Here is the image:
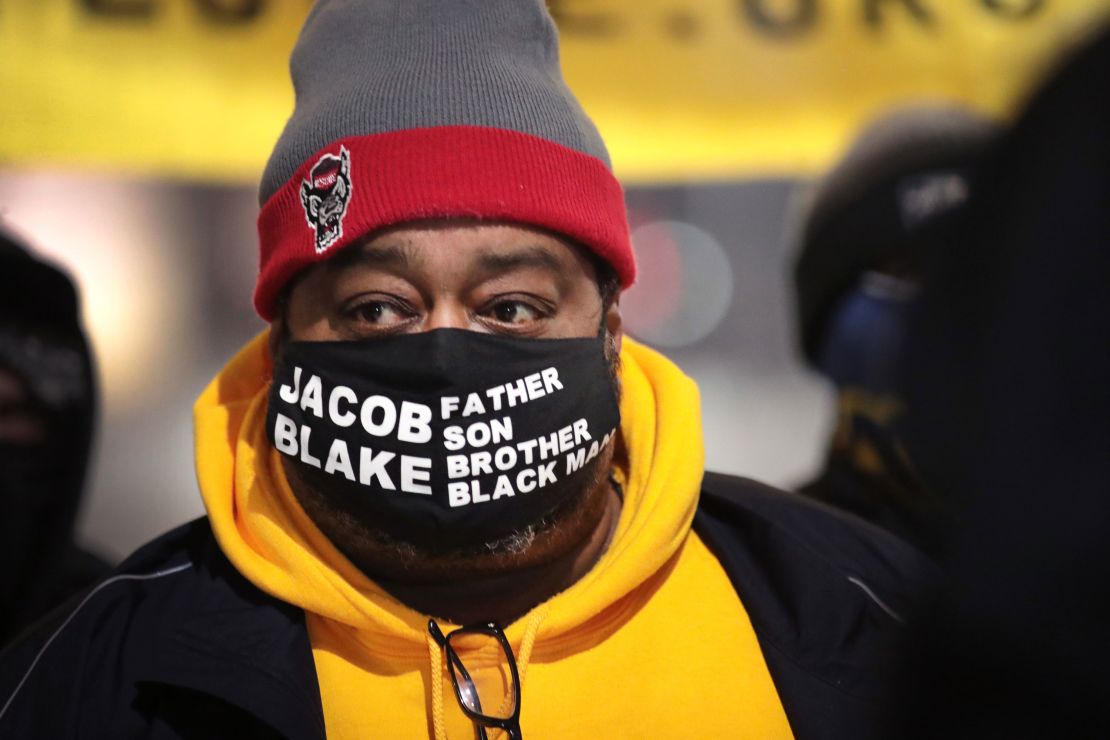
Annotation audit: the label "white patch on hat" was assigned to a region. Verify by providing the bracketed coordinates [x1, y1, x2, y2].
[898, 171, 969, 230]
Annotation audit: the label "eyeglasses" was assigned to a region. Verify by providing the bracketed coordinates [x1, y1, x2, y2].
[428, 619, 524, 740]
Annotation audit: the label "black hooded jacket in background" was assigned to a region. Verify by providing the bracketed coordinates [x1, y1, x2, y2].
[894, 27, 1110, 739]
[0, 231, 112, 647]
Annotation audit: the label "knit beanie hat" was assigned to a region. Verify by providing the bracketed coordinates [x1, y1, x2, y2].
[0, 232, 79, 334]
[0, 227, 93, 413]
[254, 0, 633, 320]
[793, 105, 999, 365]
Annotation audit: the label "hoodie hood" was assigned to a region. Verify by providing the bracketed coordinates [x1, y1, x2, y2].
[196, 329, 703, 648]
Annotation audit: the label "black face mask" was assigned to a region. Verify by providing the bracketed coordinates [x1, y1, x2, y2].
[267, 329, 620, 552]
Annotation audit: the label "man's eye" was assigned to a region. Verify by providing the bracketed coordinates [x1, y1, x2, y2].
[350, 300, 411, 326]
[488, 301, 542, 325]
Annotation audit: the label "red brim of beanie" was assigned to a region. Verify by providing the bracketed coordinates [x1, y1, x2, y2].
[254, 125, 634, 321]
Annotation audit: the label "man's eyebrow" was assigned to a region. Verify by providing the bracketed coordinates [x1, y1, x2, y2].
[473, 245, 565, 277]
[328, 240, 425, 271]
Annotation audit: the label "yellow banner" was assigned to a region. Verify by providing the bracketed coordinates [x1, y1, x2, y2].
[0, 0, 1107, 184]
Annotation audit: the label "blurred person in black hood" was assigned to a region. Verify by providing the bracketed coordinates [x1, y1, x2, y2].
[792, 106, 999, 555]
[0, 229, 111, 646]
[893, 26, 1110, 739]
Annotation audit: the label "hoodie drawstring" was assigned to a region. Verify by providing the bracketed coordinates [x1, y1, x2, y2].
[427, 630, 448, 740]
[498, 605, 548, 720]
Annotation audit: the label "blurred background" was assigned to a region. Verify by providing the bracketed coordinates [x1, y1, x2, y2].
[1, 0, 1107, 560]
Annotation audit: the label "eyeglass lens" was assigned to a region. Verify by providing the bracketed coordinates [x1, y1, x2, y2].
[446, 629, 518, 720]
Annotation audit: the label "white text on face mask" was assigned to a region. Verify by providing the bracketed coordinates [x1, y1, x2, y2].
[444, 428, 614, 508]
[278, 366, 433, 443]
[272, 412, 433, 495]
[274, 362, 615, 509]
[439, 367, 564, 419]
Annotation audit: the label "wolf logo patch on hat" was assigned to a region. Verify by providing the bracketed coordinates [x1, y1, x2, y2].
[300, 146, 352, 254]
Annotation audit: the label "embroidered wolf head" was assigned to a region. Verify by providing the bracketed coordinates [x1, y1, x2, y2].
[300, 146, 353, 254]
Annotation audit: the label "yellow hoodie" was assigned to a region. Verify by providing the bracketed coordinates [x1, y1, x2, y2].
[195, 331, 793, 739]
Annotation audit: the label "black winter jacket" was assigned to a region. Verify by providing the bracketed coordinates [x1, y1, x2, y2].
[0, 474, 932, 739]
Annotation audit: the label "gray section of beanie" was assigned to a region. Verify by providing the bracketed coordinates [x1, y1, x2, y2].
[259, 0, 611, 204]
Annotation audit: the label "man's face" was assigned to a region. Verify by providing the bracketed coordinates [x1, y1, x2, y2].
[271, 220, 622, 582]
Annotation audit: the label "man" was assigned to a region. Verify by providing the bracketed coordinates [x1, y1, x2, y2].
[0, 2, 927, 738]
[792, 107, 997, 555]
[896, 28, 1110, 739]
[0, 231, 111, 647]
